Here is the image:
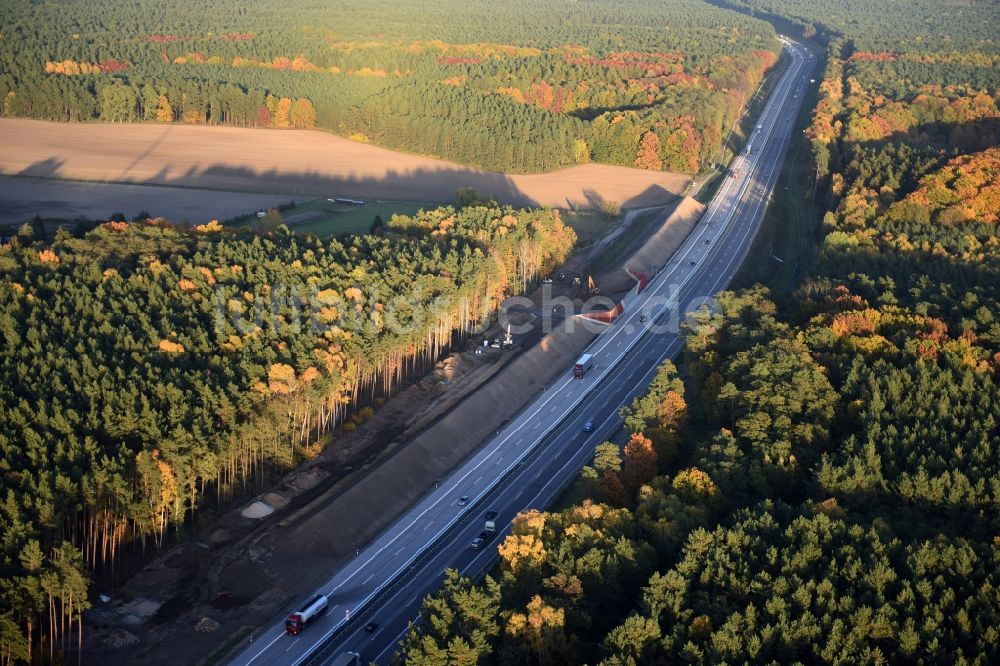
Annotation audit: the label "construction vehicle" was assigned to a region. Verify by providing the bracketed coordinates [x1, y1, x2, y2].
[285, 594, 328, 635]
[587, 275, 599, 295]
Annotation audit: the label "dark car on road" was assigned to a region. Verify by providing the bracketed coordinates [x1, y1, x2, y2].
[484, 510, 498, 520]
[364, 622, 379, 633]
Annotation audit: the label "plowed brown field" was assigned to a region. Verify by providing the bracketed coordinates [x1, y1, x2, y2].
[0, 118, 689, 209]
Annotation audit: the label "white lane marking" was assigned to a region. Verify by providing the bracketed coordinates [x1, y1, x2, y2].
[245, 632, 284, 663]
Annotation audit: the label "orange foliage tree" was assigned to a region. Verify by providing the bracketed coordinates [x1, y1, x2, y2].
[635, 131, 662, 171]
[622, 433, 658, 494]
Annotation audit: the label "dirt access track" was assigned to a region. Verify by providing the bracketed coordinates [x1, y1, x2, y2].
[0, 118, 690, 209]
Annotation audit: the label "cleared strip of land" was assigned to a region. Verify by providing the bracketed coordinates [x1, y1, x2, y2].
[0, 118, 689, 209]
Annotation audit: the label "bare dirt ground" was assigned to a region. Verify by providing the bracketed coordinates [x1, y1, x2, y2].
[0, 175, 292, 228]
[85, 196, 703, 665]
[0, 118, 690, 209]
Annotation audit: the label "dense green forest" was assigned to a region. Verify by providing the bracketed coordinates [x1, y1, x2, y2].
[0, 0, 780, 173]
[399, 2, 1000, 663]
[725, 0, 1000, 55]
[0, 206, 574, 661]
[1, 0, 998, 663]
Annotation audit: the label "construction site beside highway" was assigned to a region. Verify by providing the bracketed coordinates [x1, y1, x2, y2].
[83, 194, 705, 665]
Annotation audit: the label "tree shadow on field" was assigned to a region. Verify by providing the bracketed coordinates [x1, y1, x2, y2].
[17, 157, 65, 179]
[12, 156, 684, 212]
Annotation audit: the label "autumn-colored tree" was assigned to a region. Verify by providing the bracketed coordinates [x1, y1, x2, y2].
[157, 339, 185, 353]
[635, 131, 663, 171]
[671, 467, 720, 505]
[599, 469, 629, 506]
[622, 433, 657, 494]
[256, 105, 271, 127]
[267, 363, 297, 394]
[37, 249, 59, 264]
[290, 98, 317, 129]
[505, 595, 568, 662]
[532, 81, 555, 110]
[499, 510, 548, 573]
[155, 94, 173, 122]
[265, 94, 278, 117]
[658, 390, 687, 431]
[194, 219, 224, 233]
[274, 97, 292, 128]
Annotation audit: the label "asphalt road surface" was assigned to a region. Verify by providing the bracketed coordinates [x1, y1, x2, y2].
[229, 37, 815, 666]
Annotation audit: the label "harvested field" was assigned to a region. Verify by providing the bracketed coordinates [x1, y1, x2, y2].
[0, 118, 690, 209]
[0, 175, 291, 228]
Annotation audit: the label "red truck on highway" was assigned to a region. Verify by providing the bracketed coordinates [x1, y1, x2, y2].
[573, 354, 593, 379]
[285, 594, 328, 635]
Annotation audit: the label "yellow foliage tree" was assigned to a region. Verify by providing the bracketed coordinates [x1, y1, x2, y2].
[156, 94, 173, 122]
[268, 363, 297, 394]
[496, 87, 526, 104]
[274, 97, 292, 128]
[671, 467, 719, 502]
[290, 98, 317, 129]
[194, 219, 224, 233]
[498, 533, 546, 572]
[505, 595, 566, 657]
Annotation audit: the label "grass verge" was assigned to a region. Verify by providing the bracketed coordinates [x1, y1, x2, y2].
[234, 198, 429, 237]
[560, 209, 613, 244]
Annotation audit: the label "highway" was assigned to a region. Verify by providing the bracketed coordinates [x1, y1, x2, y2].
[229, 37, 814, 666]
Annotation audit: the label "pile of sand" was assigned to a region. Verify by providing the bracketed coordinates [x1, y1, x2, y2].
[240, 501, 274, 520]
